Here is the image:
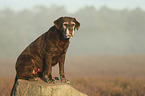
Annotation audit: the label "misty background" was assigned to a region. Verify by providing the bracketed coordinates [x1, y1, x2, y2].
[0, 1, 145, 95]
[0, 5, 145, 58]
[0, 0, 145, 78]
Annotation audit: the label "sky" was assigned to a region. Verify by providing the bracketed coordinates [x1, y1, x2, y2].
[0, 0, 145, 13]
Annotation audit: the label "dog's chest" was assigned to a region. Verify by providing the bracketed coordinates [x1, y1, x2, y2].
[51, 40, 69, 65]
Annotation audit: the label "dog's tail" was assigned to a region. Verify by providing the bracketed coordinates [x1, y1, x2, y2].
[10, 75, 18, 96]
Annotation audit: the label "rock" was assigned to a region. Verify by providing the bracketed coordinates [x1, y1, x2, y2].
[11, 78, 88, 96]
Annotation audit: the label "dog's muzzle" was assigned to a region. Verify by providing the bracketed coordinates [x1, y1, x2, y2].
[63, 28, 74, 39]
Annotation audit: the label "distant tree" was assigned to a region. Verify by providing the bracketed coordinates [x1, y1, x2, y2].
[0, 6, 145, 58]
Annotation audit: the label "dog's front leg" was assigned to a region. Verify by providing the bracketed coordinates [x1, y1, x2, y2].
[42, 53, 53, 83]
[59, 54, 70, 84]
[59, 54, 66, 78]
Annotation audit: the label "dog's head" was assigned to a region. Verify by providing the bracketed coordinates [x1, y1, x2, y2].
[54, 17, 80, 39]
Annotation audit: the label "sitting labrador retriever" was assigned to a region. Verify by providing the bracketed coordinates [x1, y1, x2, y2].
[16, 16, 80, 82]
[11, 16, 80, 95]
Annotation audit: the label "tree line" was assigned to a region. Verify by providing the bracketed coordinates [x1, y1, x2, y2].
[0, 5, 145, 58]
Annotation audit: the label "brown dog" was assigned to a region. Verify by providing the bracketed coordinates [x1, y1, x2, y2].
[11, 17, 80, 95]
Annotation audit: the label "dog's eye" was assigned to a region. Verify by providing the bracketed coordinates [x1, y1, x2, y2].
[72, 24, 75, 26]
[63, 24, 67, 26]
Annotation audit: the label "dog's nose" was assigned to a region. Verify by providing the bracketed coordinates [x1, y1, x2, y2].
[68, 34, 72, 37]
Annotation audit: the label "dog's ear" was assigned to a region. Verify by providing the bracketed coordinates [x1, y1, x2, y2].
[54, 17, 64, 29]
[74, 18, 80, 30]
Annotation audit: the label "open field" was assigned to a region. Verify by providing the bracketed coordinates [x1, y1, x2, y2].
[0, 55, 145, 96]
[0, 77, 145, 96]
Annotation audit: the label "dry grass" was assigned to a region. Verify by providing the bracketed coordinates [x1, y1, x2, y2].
[71, 77, 145, 96]
[0, 55, 145, 96]
[0, 78, 13, 96]
[0, 77, 145, 96]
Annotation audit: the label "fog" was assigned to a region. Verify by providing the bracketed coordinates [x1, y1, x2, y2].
[1, 4, 145, 96]
[0, 5, 145, 59]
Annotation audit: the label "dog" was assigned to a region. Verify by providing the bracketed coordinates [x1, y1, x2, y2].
[11, 17, 80, 95]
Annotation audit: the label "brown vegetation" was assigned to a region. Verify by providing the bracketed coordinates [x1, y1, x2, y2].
[0, 55, 145, 96]
[71, 77, 145, 96]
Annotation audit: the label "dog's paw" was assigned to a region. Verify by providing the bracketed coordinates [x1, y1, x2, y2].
[54, 77, 59, 80]
[48, 78, 56, 84]
[61, 78, 70, 84]
[41, 77, 48, 82]
[41, 77, 56, 84]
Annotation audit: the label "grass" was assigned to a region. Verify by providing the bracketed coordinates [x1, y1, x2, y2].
[0, 77, 145, 96]
[0, 78, 13, 96]
[0, 55, 145, 96]
[71, 77, 145, 96]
